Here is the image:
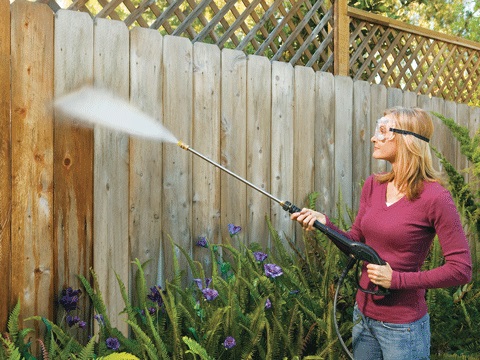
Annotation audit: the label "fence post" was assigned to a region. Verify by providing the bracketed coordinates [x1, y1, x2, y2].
[334, 0, 349, 76]
[0, 0, 11, 333]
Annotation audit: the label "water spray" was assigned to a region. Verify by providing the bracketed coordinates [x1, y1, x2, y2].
[55, 86, 388, 359]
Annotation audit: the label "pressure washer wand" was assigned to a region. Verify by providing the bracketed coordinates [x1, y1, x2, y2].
[177, 141, 386, 266]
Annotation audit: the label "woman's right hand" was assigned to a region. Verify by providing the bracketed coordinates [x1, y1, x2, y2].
[290, 208, 326, 231]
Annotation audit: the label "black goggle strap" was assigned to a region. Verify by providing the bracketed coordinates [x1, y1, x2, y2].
[389, 128, 430, 143]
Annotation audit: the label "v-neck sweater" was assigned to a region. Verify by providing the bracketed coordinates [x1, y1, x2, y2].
[326, 175, 472, 323]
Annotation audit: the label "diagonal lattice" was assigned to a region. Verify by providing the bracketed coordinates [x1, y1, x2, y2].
[349, 17, 480, 104]
[58, 0, 335, 72]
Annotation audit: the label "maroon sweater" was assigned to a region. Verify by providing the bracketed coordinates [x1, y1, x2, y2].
[326, 175, 472, 323]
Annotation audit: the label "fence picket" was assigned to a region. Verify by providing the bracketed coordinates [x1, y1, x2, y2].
[192, 41, 221, 269]
[54, 10, 94, 339]
[129, 27, 164, 290]
[162, 35, 193, 280]
[271, 61, 294, 242]
[294, 65, 315, 243]
[334, 76, 353, 211]
[246, 55, 272, 247]
[10, 0, 55, 329]
[0, 0, 11, 332]
[353, 80, 372, 210]
[370, 84, 388, 174]
[220, 49, 247, 245]
[93, 18, 130, 334]
[314, 71, 335, 216]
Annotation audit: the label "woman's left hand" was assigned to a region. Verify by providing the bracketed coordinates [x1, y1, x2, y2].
[366, 263, 393, 289]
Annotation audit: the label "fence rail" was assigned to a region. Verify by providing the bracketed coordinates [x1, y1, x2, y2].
[30, 0, 480, 104]
[1, 0, 480, 348]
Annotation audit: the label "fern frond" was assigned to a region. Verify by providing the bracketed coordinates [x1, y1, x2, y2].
[0, 336, 22, 360]
[115, 270, 137, 325]
[78, 335, 97, 360]
[7, 299, 21, 342]
[133, 258, 149, 311]
[97, 353, 140, 360]
[144, 310, 170, 359]
[126, 320, 158, 360]
[182, 337, 214, 360]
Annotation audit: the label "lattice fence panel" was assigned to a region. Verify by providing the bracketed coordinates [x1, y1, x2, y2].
[54, 0, 334, 72]
[349, 18, 480, 104]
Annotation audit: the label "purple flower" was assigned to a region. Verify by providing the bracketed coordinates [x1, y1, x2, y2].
[94, 314, 104, 325]
[223, 336, 236, 349]
[196, 236, 208, 248]
[106, 337, 120, 351]
[265, 298, 272, 309]
[59, 287, 81, 312]
[194, 278, 212, 290]
[264, 263, 283, 278]
[147, 286, 164, 307]
[253, 251, 268, 262]
[66, 315, 82, 327]
[228, 223, 241, 236]
[202, 288, 219, 301]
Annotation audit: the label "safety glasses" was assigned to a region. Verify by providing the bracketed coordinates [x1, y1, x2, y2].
[374, 117, 430, 143]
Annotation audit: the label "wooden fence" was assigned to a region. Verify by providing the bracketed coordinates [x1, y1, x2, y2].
[1, 0, 479, 340]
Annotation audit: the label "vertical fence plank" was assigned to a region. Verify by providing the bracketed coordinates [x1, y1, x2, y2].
[403, 91, 417, 107]
[293, 66, 315, 243]
[387, 87, 403, 107]
[352, 80, 371, 210]
[54, 10, 94, 338]
[221, 49, 247, 244]
[443, 101, 458, 167]
[93, 18, 130, 334]
[271, 61, 294, 241]
[11, 0, 55, 326]
[314, 72, 335, 216]
[129, 27, 164, 290]
[370, 84, 387, 174]
[334, 76, 353, 212]
[430, 97, 448, 169]
[192, 41, 221, 269]
[162, 35, 193, 280]
[456, 104, 471, 179]
[0, 0, 11, 332]
[246, 55, 271, 247]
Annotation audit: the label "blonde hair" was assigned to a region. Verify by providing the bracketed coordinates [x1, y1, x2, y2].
[375, 107, 443, 200]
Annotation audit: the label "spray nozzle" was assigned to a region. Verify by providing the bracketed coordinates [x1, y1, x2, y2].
[178, 141, 190, 150]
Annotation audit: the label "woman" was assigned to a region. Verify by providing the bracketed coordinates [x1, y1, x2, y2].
[291, 107, 472, 359]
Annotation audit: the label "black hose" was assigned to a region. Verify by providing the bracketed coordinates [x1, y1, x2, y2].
[333, 257, 357, 360]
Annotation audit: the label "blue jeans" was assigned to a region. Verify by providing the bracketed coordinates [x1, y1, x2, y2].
[352, 304, 430, 360]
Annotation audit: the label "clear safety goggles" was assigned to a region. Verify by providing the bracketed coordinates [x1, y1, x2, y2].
[374, 117, 430, 143]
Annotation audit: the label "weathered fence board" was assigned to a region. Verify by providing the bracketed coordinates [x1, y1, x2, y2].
[0, 0, 11, 331]
[293, 65, 315, 243]
[370, 84, 388, 174]
[162, 35, 193, 279]
[192, 41, 221, 269]
[271, 61, 294, 242]
[10, 0, 55, 327]
[352, 80, 372, 210]
[129, 27, 164, 291]
[314, 71, 335, 216]
[53, 10, 94, 337]
[246, 55, 271, 246]
[221, 49, 247, 246]
[93, 18, 130, 334]
[334, 76, 353, 212]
